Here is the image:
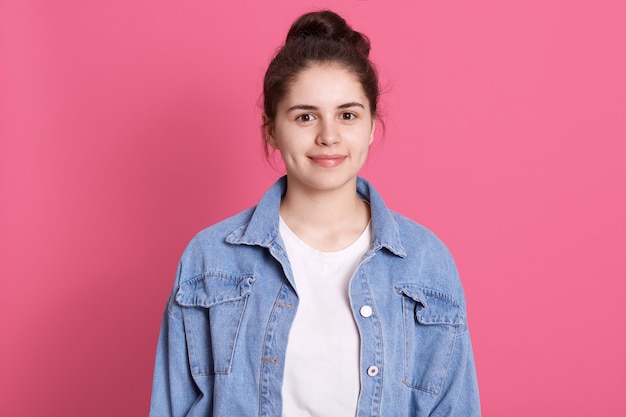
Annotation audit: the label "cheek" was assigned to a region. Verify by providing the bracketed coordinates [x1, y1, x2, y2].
[270, 125, 290, 150]
[272, 136, 300, 157]
[358, 127, 375, 149]
[276, 125, 311, 149]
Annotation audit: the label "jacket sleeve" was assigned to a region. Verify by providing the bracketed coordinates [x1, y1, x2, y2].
[149, 285, 203, 416]
[429, 328, 481, 416]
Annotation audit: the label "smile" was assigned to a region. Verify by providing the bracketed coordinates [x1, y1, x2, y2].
[308, 154, 346, 167]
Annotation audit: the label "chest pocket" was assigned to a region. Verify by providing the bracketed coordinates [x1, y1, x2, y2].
[394, 284, 465, 395]
[176, 272, 255, 376]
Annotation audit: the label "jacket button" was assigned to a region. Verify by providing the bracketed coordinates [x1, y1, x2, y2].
[367, 366, 379, 377]
[359, 305, 373, 318]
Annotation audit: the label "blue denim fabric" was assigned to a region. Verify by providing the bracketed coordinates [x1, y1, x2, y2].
[150, 176, 480, 416]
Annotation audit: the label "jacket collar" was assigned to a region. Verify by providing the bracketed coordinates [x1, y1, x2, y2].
[226, 176, 406, 257]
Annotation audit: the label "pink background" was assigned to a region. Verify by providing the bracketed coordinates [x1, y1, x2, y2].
[1, 0, 625, 415]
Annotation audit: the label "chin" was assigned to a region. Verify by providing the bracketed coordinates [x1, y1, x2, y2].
[304, 176, 358, 193]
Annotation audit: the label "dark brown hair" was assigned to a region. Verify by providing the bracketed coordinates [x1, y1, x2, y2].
[262, 10, 380, 150]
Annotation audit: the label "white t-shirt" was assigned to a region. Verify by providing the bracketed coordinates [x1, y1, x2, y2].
[279, 217, 372, 417]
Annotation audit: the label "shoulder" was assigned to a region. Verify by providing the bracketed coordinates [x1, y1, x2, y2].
[176, 207, 257, 283]
[387, 211, 464, 301]
[190, 207, 256, 246]
[392, 212, 452, 257]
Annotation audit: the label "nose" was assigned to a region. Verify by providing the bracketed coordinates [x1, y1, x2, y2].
[316, 119, 339, 146]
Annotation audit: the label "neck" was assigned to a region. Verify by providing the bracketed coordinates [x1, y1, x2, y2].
[279, 178, 370, 251]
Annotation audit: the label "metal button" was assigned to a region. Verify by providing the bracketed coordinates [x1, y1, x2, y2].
[367, 366, 379, 377]
[359, 305, 373, 318]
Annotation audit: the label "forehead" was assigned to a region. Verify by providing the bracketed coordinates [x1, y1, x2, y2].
[280, 64, 369, 110]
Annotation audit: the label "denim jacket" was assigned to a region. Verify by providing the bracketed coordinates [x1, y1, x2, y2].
[150, 176, 480, 416]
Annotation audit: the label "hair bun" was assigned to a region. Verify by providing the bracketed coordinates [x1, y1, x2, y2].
[286, 10, 371, 57]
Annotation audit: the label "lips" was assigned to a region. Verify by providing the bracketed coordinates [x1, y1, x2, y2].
[309, 154, 346, 167]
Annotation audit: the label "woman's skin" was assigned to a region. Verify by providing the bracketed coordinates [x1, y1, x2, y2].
[264, 63, 376, 252]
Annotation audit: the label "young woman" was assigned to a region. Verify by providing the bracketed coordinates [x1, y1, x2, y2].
[150, 10, 480, 417]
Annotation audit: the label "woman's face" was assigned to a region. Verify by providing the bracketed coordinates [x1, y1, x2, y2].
[265, 63, 376, 196]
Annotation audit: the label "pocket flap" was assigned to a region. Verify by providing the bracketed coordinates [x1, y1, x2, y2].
[176, 272, 255, 308]
[395, 284, 464, 326]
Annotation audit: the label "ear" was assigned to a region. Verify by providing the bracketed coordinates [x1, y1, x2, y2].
[368, 118, 376, 145]
[262, 113, 278, 149]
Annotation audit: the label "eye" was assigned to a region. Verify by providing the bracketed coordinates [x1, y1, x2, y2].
[296, 113, 315, 122]
[339, 112, 357, 121]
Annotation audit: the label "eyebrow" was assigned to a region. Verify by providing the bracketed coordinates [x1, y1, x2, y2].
[286, 102, 366, 113]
